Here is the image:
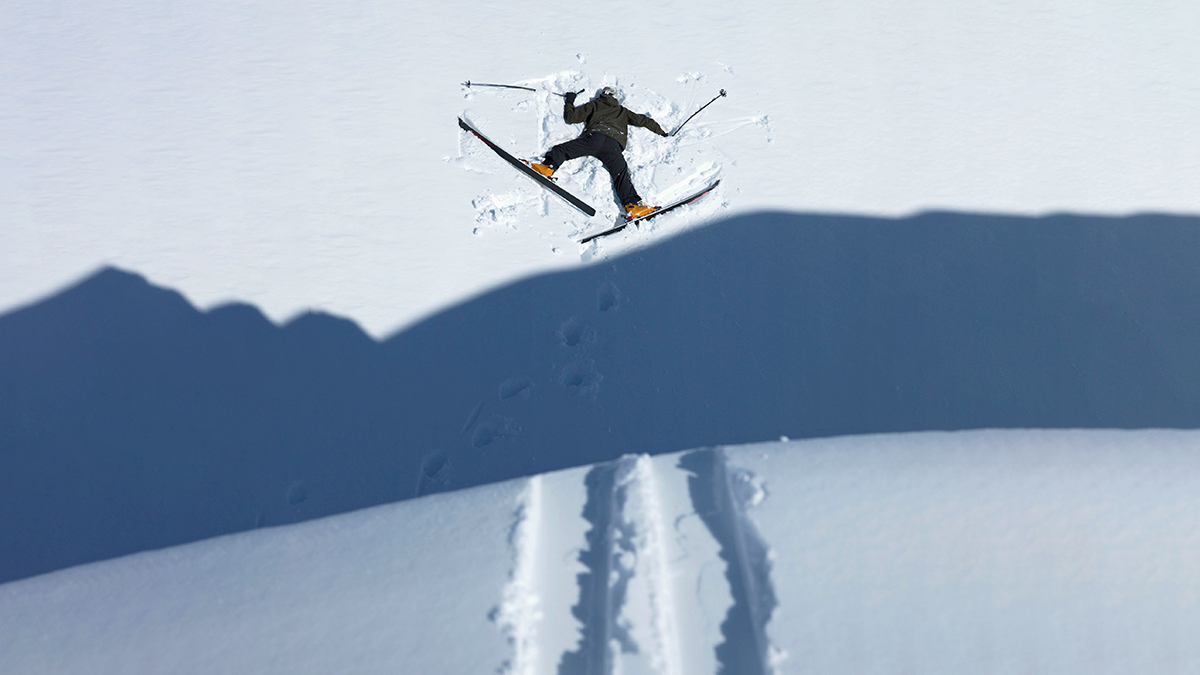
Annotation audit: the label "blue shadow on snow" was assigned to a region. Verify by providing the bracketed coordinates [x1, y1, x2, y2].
[3, 210, 1200, 583]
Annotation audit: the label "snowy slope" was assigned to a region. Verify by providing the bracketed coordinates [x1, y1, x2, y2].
[4, 0, 1199, 337]
[4, 430, 1200, 674]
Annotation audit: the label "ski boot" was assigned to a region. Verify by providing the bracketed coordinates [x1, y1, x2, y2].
[625, 202, 658, 220]
[527, 162, 555, 179]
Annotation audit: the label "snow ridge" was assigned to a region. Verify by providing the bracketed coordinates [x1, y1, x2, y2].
[622, 455, 684, 675]
[495, 476, 545, 675]
[678, 449, 779, 675]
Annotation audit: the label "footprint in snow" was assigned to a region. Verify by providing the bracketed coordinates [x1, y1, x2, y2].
[597, 281, 621, 312]
[558, 316, 595, 348]
[415, 449, 451, 497]
[287, 482, 308, 506]
[559, 359, 603, 395]
[499, 376, 532, 400]
[472, 415, 519, 448]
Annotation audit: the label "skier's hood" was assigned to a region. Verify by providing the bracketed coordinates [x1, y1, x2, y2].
[594, 93, 621, 110]
[596, 86, 621, 103]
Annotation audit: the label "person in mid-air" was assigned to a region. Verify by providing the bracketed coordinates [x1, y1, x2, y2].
[529, 86, 668, 219]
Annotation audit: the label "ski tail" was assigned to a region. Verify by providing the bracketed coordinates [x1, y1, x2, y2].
[579, 179, 721, 244]
[627, 180, 721, 225]
[457, 118, 596, 217]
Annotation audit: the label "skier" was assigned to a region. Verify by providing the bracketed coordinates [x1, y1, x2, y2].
[529, 86, 668, 219]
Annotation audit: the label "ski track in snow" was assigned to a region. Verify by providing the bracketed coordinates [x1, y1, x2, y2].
[460, 69, 741, 255]
[495, 451, 777, 675]
[558, 458, 638, 675]
[678, 449, 780, 675]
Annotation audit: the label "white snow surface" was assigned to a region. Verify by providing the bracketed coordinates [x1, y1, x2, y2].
[4, 430, 1200, 674]
[4, 0, 1199, 337]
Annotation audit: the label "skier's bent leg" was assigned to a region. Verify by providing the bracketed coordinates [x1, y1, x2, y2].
[544, 133, 603, 170]
[597, 144, 641, 205]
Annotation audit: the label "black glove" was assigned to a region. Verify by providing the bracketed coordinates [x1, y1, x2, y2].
[564, 91, 577, 104]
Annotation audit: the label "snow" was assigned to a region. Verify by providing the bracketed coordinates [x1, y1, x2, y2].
[731, 431, 1200, 672]
[0, 479, 523, 674]
[4, 430, 1200, 674]
[4, 0, 1200, 670]
[3, 0, 1199, 336]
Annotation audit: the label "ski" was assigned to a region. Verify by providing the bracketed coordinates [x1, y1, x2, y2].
[579, 180, 720, 244]
[457, 117, 596, 217]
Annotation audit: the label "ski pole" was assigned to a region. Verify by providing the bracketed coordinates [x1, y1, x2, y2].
[463, 81, 577, 98]
[670, 89, 728, 137]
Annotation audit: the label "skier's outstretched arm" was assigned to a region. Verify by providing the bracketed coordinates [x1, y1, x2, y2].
[626, 111, 668, 137]
[563, 91, 593, 125]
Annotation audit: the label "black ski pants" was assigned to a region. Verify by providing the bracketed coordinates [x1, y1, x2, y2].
[544, 132, 641, 206]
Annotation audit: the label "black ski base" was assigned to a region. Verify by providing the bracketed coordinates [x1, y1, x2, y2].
[579, 180, 720, 244]
[458, 117, 596, 217]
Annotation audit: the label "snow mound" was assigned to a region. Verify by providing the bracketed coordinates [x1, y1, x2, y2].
[4, 429, 1200, 674]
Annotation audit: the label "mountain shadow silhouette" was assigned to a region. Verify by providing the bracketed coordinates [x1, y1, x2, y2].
[3, 210, 1200, 583]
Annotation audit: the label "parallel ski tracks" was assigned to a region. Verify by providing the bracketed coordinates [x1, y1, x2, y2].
[495, 451, 776, 675]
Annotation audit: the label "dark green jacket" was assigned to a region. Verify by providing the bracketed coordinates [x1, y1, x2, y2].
[564, 93, 667, 150]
